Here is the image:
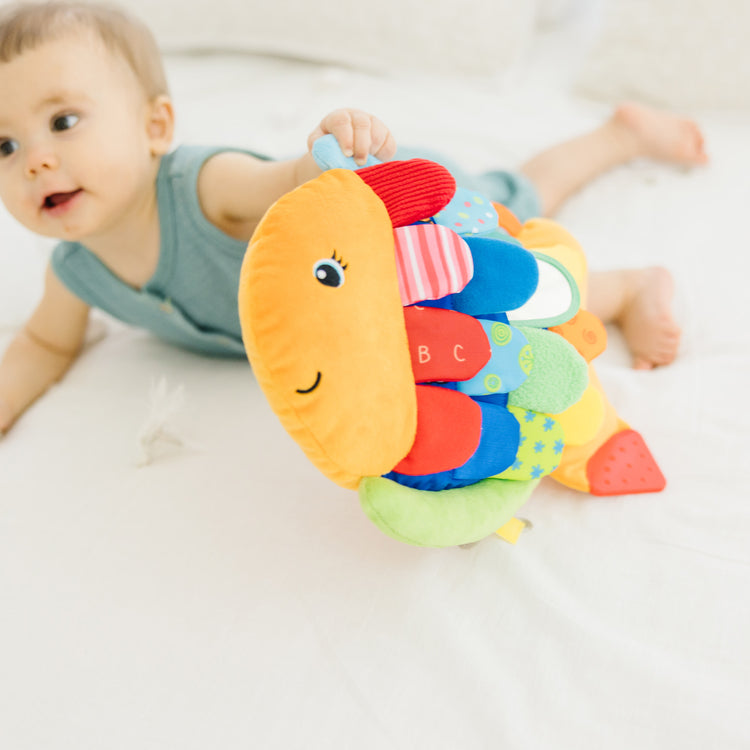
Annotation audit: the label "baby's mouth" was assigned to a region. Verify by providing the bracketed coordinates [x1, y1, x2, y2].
[42, 189, 82, 210]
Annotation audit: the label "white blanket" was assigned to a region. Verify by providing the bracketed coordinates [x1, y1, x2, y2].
[1, 9, 749, 749]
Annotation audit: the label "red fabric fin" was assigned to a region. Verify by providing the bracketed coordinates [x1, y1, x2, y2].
[403, 306, 490, 383]
[356, 160, 456, 228]
[587, 429, 666, 496]
[393, 385, 482, 476]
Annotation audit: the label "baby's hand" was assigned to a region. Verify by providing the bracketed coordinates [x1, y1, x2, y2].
[308, 109, 396, 166]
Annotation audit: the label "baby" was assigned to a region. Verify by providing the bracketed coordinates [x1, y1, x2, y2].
[0, 1, 707, 435]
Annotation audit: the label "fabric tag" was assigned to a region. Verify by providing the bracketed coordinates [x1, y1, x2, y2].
[495, 517, 528, 544]
[311, 133, 382, 170]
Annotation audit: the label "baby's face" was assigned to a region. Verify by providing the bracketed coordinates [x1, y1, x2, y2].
[0, 32, 163, 242]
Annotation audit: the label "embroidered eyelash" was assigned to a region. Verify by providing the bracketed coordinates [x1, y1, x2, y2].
[331, 251, 348, 270]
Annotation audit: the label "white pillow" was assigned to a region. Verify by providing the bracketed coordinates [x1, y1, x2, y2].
[123, 0, 537, 77]
[576, 0, 750, 110]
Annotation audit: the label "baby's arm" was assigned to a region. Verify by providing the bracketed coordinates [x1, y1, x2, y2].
[197, 109, 396, 240]
[0, 264, 89, 434]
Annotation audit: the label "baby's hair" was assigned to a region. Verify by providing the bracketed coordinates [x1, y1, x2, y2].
[0, 1, 169, 98]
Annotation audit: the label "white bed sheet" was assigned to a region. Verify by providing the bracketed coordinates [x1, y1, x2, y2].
[1, 14, 749, 750]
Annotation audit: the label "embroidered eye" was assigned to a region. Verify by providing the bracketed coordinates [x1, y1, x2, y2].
[51, 113, 79, 132]
[313, 254, 347, 288]
[0, 139, 19, 158]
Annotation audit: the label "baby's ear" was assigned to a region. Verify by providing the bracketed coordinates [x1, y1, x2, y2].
[146, 95, 174, 156]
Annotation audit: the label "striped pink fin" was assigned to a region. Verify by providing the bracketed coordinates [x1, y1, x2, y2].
[393, 224, 473, 306]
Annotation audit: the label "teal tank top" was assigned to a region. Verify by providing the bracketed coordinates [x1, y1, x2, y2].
[51, 145, 266, 357]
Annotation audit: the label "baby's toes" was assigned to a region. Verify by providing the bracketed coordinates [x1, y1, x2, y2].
[633, 356, 654, 370]
[682, 122, 709, 163]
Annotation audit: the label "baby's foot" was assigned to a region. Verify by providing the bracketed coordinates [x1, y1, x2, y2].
[617, 267, 682, 370]
[611, 102, 709, 165]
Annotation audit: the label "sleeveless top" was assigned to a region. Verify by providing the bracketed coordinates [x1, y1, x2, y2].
[51, 145, 267, 357]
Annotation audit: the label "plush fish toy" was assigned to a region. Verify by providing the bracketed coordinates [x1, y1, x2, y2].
[238, 136, 665, 547]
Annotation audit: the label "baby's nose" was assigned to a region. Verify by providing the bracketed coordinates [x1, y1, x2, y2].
[24, 144, 59, 177]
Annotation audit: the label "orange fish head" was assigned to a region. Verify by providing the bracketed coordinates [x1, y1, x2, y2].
[239, 169, 417, 489]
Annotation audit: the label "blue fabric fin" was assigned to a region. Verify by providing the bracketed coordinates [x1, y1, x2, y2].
[455, 321, 532, 396]
[443, 236, 539, 317]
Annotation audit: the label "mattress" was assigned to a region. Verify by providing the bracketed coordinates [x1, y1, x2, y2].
[1, 10, 748, 749]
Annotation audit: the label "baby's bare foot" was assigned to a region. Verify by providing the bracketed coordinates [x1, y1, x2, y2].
[617, 267, 682, 370]
[611, 102, 709, 166]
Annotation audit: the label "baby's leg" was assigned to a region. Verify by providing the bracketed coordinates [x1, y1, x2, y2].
[587, 267, 681, 370]
[518, 102, 703, 368]
[520, 102, 708, 217]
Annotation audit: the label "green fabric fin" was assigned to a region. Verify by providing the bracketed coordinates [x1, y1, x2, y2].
[508, 326, 588, 415]
[359, 476, 540, 547]
[494, 406, 565, 481]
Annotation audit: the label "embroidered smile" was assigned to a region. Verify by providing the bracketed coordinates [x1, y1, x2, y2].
[296, 372, 322, 394]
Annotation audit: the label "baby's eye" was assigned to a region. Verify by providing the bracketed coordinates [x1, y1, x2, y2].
[51, 113, 79, 132]
[0, 138, 19, 158]
[313, 255, 347, 288]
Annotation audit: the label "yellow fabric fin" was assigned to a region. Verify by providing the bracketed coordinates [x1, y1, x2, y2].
[555, 377, 606, 446]
[517, 218, 589, 306]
